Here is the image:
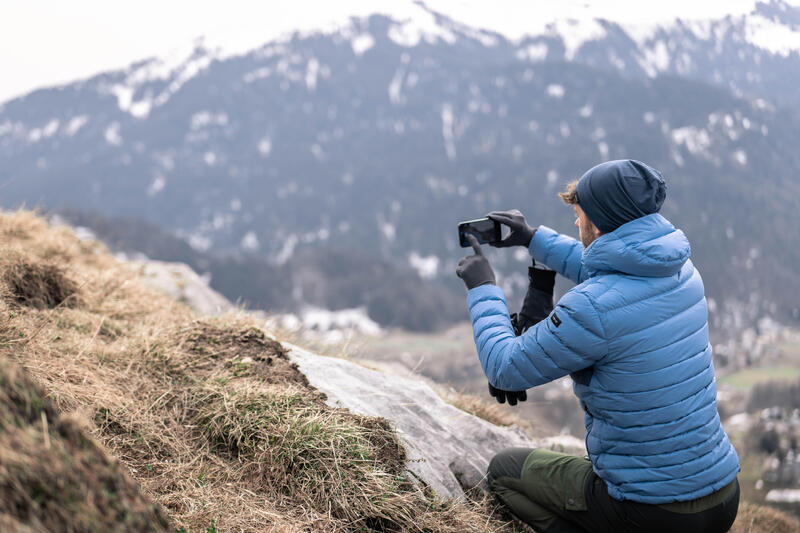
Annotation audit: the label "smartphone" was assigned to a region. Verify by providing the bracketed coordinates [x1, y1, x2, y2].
[458, 217, 501, 247]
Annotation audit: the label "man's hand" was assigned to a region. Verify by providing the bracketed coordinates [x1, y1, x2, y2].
[487, 209, 536, 248]
[488, 383, 527, 406]
[456, 234, 496, 290]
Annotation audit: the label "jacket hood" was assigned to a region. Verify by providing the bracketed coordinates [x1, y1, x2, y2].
[582, 214, 690, 278]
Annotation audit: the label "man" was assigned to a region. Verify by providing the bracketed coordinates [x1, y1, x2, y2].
[456, 160, 740, 533]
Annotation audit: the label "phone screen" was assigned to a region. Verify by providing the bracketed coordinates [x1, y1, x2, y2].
[458, 218, 501, 247]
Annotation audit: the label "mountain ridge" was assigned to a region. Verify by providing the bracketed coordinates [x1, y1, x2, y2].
[3, 0, 800, 105]
[1, 2, 799, 335]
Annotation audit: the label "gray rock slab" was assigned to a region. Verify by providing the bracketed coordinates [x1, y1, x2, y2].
[287, 343, 537, 499]
[130, 259, 233, 316]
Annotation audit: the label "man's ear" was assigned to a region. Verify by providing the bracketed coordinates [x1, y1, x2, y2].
[591, 222, 603, 238]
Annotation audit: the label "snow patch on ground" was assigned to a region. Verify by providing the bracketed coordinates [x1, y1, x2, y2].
[548, 18, 606, 60]
[104, 122, 122, 146]
[275, 234, 298, 265]
[623, 5, 800, 63]
[95, 43, 214, 118]
[240, 231, 260, 251]
[189, 111, 228, 131]
[190, 111, 228, 130]
[546, 84, 565, 98]
[516, 42, 548, 62]
[380, 221, 396, 242]
[441, 103, 457, 160]
[242, 66, 272, 83]
[409, 252, 440, 279]
[257, 137, 272, 156]
[147, 175, 166, 196]
[639, 40, 671, 77]
[671, 126, 711, 155]
[303, 307, 382, 336]
[105, 83, 153, 118]
[744, 14, 800, 56]
[351, 33, 375, 55]
[64, 115, 88, 136]
[268, 306, 382, 343]
[27, 119, 61, 143]
[766, 489, 800, 503]
[388, 67, 406, 104]
[0, 121, 14, 136]
[305, 57, 320, 90]
[42, 119, 59, 137]
[184, 232, 213, 252]
[27, 128, 43, 143]
[387, 4, 457, 47]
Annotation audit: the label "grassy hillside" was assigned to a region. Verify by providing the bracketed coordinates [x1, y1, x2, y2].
[0, 210, 517, 532]
[0, 209, 797, 532]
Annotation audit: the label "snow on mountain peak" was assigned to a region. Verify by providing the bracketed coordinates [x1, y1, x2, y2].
[2, 0, 800, 106]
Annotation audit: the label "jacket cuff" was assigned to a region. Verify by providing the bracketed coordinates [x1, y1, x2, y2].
[467, 283, 506, 308]
[529, 225, 559, 265]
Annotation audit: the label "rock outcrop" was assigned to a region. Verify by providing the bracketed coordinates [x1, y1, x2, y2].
[128, 259, 233, 316]
[288, 343, 537, 498]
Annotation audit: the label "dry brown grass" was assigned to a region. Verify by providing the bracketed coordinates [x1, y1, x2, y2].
[0, 210, 523, 532]
[442, 389, 532, 431]
[731, 502, 800, 533]
[1, 254, 80, 310]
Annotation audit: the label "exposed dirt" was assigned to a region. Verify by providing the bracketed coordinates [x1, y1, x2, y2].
[184, 323, 312, 388]
[356, 416, 407, 473]
[732, 502, 800, 533]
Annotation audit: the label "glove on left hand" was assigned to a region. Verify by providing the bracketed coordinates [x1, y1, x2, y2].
[456, 234, 496, 290]
[488, 383, 527, 406]
[487, 209, 536, 248]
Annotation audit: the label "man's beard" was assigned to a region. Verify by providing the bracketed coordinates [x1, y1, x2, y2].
[580, 220, 599, 248]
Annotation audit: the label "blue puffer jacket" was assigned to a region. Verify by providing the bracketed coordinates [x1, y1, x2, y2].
[467, 213, 740, 503]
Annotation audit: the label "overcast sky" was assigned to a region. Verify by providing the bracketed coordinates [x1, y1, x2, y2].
[1, 0, 793, 105]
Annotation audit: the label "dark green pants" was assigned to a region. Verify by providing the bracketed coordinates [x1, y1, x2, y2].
[487, 448, 739, 533]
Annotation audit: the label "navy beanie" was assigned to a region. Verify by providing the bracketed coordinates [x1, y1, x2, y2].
[575, 159, 667, 233]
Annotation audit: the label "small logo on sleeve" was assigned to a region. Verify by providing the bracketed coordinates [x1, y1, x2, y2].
[551, 312, 562, 327]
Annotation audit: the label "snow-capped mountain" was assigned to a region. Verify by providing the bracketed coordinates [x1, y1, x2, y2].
[4, 0, 800, 107]
[1, 0, 799, 333]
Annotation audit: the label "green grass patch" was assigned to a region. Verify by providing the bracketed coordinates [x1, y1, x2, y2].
[720, 366, 800, 389]
[779, 340, 800, 358]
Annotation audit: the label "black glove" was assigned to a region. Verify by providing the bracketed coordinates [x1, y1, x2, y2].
[456, 234, 496, 290]
[516, 265, 556, 333]
[487, 210, 536, 248]
[488, 383, 527, 406]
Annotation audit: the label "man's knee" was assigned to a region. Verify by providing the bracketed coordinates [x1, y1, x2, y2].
[487, 447, 535, 487]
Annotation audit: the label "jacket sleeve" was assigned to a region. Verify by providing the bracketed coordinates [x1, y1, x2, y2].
[529, 225, 587, 284]
[467, 284, 607, 391]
